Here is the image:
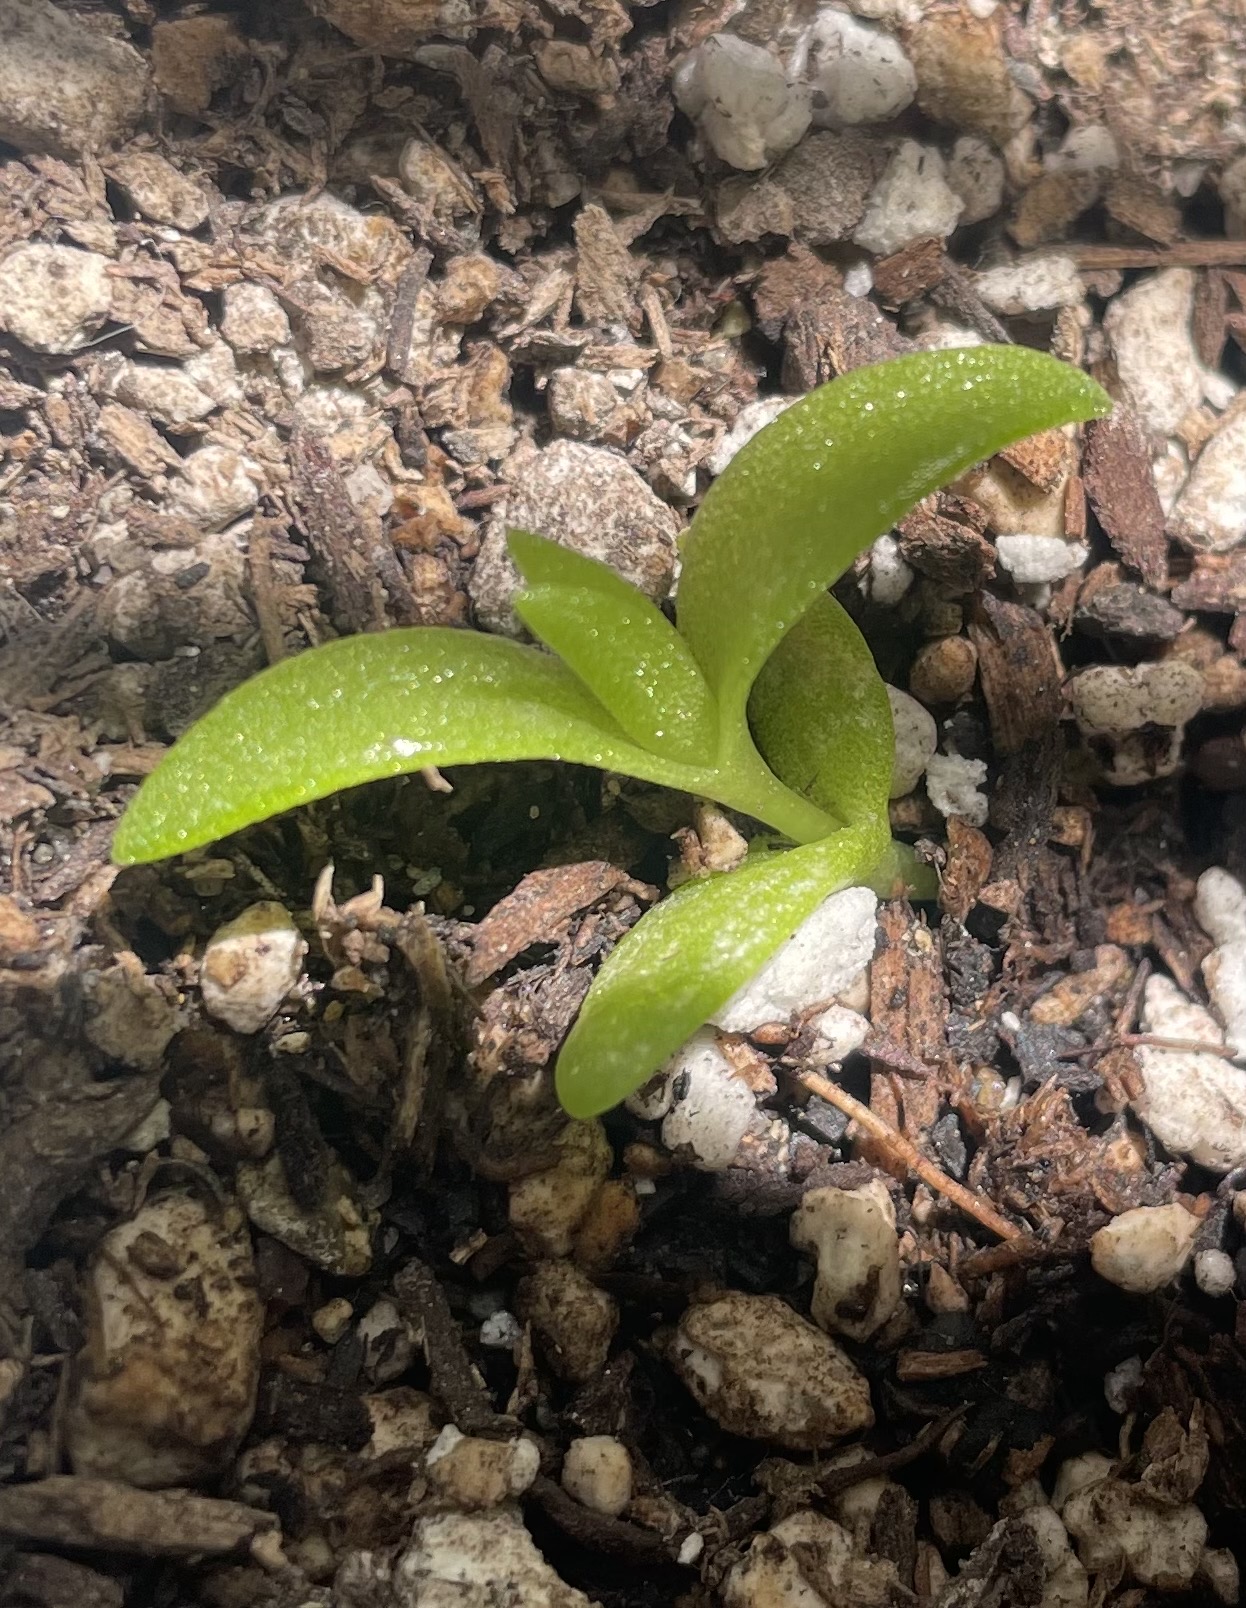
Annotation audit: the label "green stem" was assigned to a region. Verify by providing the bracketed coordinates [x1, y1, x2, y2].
[710, 731, 839, 845]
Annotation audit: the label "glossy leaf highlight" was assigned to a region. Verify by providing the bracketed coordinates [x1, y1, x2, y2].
[556, 819, 888, 1119]
[111, 629, 707, 865]
[677, 346, 1110, 722]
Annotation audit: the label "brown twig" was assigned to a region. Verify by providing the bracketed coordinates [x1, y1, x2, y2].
[1056, 1032, 1240, 1062]
[795, 1068, 1022, 1241]
[814, 1406, 966, 1498]
[1065, 242, 1246, 270]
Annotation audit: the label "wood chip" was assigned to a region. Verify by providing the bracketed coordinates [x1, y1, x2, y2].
[940, 817, 994, 925]
[968, 592, 1062, 755]
[866, 903, 946, 1144]
[573, 203, 637, 326]
[1171, 551, 1246, 614]
[996, 428, 1070, 493]
[871, 237, 947, 304]
[1082, 403, 1168, 588]
[464, 861, 655, 986]
[0, 1478, 278, 1559]
[895, 1348, 988, 1382]
[781, 288, 912, 391]
[1193, 271, 1231, 368]
[751, 243, 841, 341]
[290, 424, 416, 632]
[1103, 173, 1183, 245]
[897, 506, 995, 591]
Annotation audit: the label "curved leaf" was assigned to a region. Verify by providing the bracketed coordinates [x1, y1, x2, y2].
[509, 531, 718, 764]
[677, 347, 1111, 722]
[748, 592, 892, 827]
[555, 818, 888, 1118]
[112, 629, 711, 865]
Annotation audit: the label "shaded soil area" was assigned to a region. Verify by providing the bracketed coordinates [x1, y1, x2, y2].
[3, 1, 1246, 1605]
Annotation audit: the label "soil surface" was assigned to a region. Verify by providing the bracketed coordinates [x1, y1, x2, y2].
[3, 2, 1246, 1606]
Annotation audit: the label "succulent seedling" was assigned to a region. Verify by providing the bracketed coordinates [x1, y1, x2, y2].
[113, 347, 1110, 1117]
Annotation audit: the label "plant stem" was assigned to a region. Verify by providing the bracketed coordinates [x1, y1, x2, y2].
[712, 732, 840, 845]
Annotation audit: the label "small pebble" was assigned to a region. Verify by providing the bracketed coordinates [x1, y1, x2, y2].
[1201, 1547, 1241, 1607]
[853, 140, 963, 256]
[1167, 406, 1246, 554]
[1063, 1474, 1208, 1592]
[674, 34, 811, 171]
[470, 439, 680, 636]
[1203, 939, 1246, 1056]
[909, 637, 978, 706]
[65, 1193, 261, 1487]
[1195, 867, 1246, 946]
[108, 150, 211, 231]
[791, 1180, 901, 1341]
[516, 1260, 618, 1383]
[660, 1030, 756, 1172]
[221, 282, 292, 354]
[358, 1298, 414, 1384]
[170, 444, 262, 529]
[710, 886, 878, 1033]
[200, 902, 306, 1035]
[670, 1292, 873, 1449]
[1103, 1355, 1143, 1414]
[479, 1310, 522, 1349]
[889, 684, 938, 797]
[113, 359, 217, 426]
[995, 534, 1087, 584]
[561, 1436, 633, 1518]
[546, 367, 618, 440]
[1049, 123, 1120, 174]
[312, 1297, 353, 1345]
[1090, 1203, 1200, 1294]
[508, 1119, 610, 1259]
[724, 1510, 899, 1607]
[0, 243, 112, 353]
[1136, 975, 1246, 1171]
[946, 135, 1006, 226]
[1103, 269, 1212, 436]
[1194, 1248, 1236, 1298]
[811, 1003, 870, 1062]
[1068, 661, 1204, 735]
[706, 397, 795, 476]
[802, 9, 916, 127]
[426, 1425, 540, 1509]
[973, 255, 1083, 315]
[0, 0, 148, 158]
[925, 752, 989, 828]
[396, 1509, 594, 1607]
[868, 534, 914, 604]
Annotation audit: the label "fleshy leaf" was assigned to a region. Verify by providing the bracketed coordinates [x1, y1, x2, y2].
[509, 531, 718, 764]
[748, 592, 892, 827]
[112, 629, 710, 865]
[677, 347, 1111, 722]
[555, 818, 889, 1118]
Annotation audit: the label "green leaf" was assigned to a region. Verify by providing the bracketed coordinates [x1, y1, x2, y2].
[677, 347, 1111, 723]
[748, 592, 892, 827]
[509, 531, 718, 764]
[555, 817, 889, 1118]
[112, 629, 711, 865]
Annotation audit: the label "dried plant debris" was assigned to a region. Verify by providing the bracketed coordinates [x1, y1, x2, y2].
[3, 0, 1246, 1602]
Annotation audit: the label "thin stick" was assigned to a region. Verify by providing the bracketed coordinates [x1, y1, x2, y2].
[1055, 1033, 1240, 1062]
[1066, 242, 1246, 270]
[796, 1068, 1022, 1241]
